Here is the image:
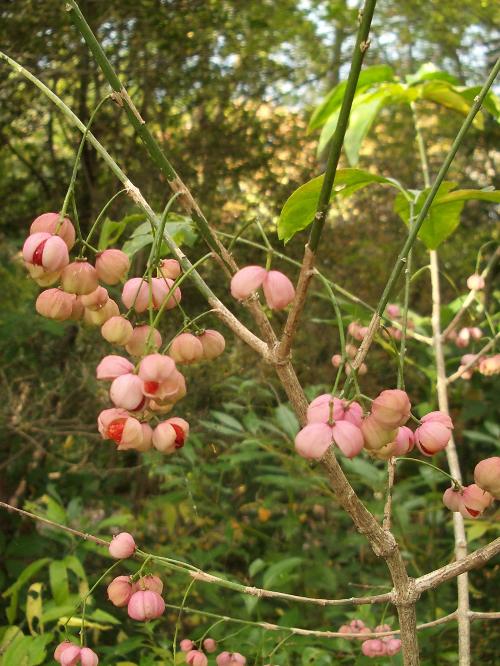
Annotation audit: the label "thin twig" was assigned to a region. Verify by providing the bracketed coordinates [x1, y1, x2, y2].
[446, 332, 500, 384]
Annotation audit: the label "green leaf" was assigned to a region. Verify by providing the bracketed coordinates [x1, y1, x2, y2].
[395, 184, 500, 249]
[121, 232, 153, 258]
[262, 557, 303, 589]
[317, 83, 412, 157]
[2, 558, 51, 599]
[278, 168, 399, 242]
[308, 64, 394, 132]
[459, 87, 500, 120]
[274, 405, 299, 440]
[49, 561, 69, 605]
[26, 583, 43, 635]
[417, 81, 484, 128]
[1, 633, 52, 666]
[406, 63, 461, 86]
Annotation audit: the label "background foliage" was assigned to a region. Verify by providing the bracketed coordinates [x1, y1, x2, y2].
[0, 1, 499, 664]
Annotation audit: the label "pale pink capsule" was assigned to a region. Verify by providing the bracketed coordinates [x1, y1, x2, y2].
[347, 321, 363, 340]
[134, 575, 163, 595]
[295, 422, 333, 459]
[443, 487, 463, 512]
[186, 651, 208, 666]
[466, 273, 485, 291]
[198, 330, 226, 360]
[152, 417, 189, 453]
[371, 389, 411, 428]
[331, 354, 342, 367]
[470, 327, 482, 341]
[386, 303, 401, 318]
[262, 270, 295, 310]
[36, 288, 75, 320]
[392, 426, 415, 456]
[31, 212, 76, 250]
[385, 638, 402, 656]
[25, 262, 61, 287]
[460, 484, 494, 519]
[169, 333, 204, 364]
[138, 354, 176, 396]
[110, 374, 146, 411]
[59, 645, 82, 666]
[80, 286, 109, 311]
[230, 265, 267, 300]
[96, 355, 134, 381]
[180, 640, 194, 652]
[151, 277, 181, 309]
[361, 639, 387, 657]
[345, 344, 358, 358]
[79, 648, 99, 666]
[126, 325, 162, 357]
[149, 369, 186, 403]
[414, 421, 451, 456]
[338, 624, 352, 635]
[97, 408, 144, 450]
[107, 575, 134, 607]
[456, 327, 470, 348]
[135, 423, 154, 452]
[216, 653, 232, 666]
[84, 299, 120, 326]
[121, 278, 150, 312]
[479, 354, 500, 376]
[203, 638, 217, 653]
[54, 642, 76, 663]
[421, 411, 454, 429]
[361, 416, 397, 451]
[229, 654, 246, 666]
[23, 232, 69, 272]
[109, 532, 136, 559]
[342, 401, 363, 428]
[474, 457, 500, 498]
[374, 624, 393, 636]
[61, 261, 98, 295]
[101, 316, 134, 345]
[127, 590, 165, 621]
[307, 394, 343, 424]
[332, 421, 364, 458]
[95, 249, 130, 285]
[158, 258, 181, 280]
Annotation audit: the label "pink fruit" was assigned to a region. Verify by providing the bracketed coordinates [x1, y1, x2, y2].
[342, 401, 363, 428]
[262, 270, 295, 310]
[134, 575, 163, 595]
[415, 414, 453, 456]
[474, 457, 500, 498]
[101, 316, 134, 345]
[83, 299, 120, 326]
[110, 374, 146, 411]
[198, 330, 226, 360]
[467, 273, 485, 290]
[126, 325, 162, 357]
[479, 354, 500, 376]
[456, 328, 470, 348]
[35, 288, 75, 321]
[295, 422, 333, 459]
[385, 638, 402, 656]
[122, 278, 150, 312]
[23, 232, 69, 272]
[79, 648, 99, 666]
[152, 417, 189, 454]
[361, 639, 387, 657]
[386, 303, 401, 318]
[25, 262, 61, 287]
[443, 487, 463, 512]
[59, 645, 82, 666]
[30, 212, 76, 250]
[97, 408, 147, 451]
[61, 261, 98, 295]
[96, 355, 134, 381]
[306, 394, 343, 424]
[95, 249, 130, 285]
[109, 532, 136, 559]
[127, 590, 165, 621]
[186, 651, 208, 666]
[331, 420, 364, 458]
[54, 642, 75, 663]
[151, 277, 181, 309]
[230, 265, 267, 300]
[80, 286, 109, 311]
[158, 258, 181, 280]
[459, 484, 493, 519]
[392, 426, 415, 456]
[203, 638, 217, 653]
[169, 333, 204, 364]
[107, 575, 134, 607]
[180, 639, 194, 652]
[138, 354, 177, 397]
[331, 354, 342, 367]
[371, 389, 411, 428]
[361, 416, 397, 451]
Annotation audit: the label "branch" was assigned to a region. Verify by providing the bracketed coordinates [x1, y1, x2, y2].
[277, 0, 377, 361]
[446, 332, 500, 384]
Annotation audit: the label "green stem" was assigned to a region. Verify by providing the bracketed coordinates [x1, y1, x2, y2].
[84, 188, 127, 246]
[172, 578, 197, 661]
[60, 95, 110, 229]
[396, 457, 460, 487]
[397, 202, 414, 390]
[65, 0, 230, 268]
[308, 0, 377, 252]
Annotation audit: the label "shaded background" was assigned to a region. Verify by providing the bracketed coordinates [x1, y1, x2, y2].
[0, 1, 499, 664]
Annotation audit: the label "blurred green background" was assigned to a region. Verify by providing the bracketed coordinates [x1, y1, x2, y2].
[0, 1, 499, 664]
